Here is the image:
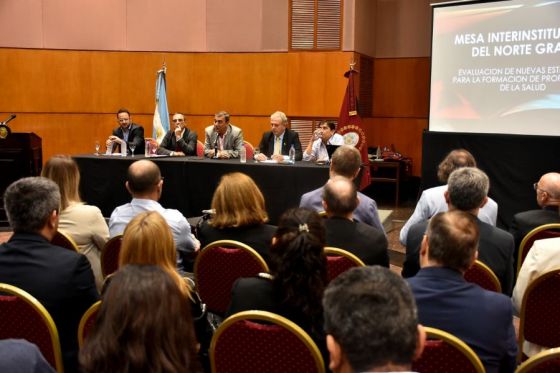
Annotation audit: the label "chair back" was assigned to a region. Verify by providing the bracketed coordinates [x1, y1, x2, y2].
[197, 140, 204, 157]
[519, 268, 560, 362]
[210, 310, 325, 373]
[243, 141, 254, 160]
[464, 260, 502, 293]
[518, 224, 560, 274]
[324, 247, 365, 283]
[51, 230, 79, 252]
[515, 347, 560, 373]
[78, 301, 101, 348]
[412, 327, 485, 373]
[194, 240, 269, 316]
[0, 283, 64, 372]
[101, 235, 123, 278]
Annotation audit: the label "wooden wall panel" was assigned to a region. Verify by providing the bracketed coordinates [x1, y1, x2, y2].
[373, 57, 430, 118]
[363, 117, 427, 176]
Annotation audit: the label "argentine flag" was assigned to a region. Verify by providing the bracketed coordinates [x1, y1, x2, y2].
[153, 67, 170, 144]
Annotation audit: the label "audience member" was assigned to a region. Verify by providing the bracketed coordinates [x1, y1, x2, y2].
[227, 208, 328, 356]
[407, 211, 517, 373]
[0, 339, 55, 373]
[156, 112, 198, 156]
[303, 121, 344, 162]
[0, 177, 98, 372]
[300, 145, 384, 231]
[323, 266, 425, 373]
[203, 110, 243, 158]
[105, 108, 145, 155]
[513, 236, 560, 357]
[322, 176, 389, 266]
[109, 160, 198, 272]
[255, 111, 302, 161]
[509, 172, 560, 253]
[80, 265, 200, 373]
[118, 211, 213, 357]
[403, 167, 515, 295]
[400, 149, 498, 245]
[42, 155, 109, 290]
[197, 172, 276, 263]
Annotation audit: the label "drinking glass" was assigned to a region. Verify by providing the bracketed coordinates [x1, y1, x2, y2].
[129, 143, 136, 156]
[94, 141, 100, 155]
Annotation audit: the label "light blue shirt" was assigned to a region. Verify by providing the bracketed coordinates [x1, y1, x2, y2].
[303, 133, 344, 161]
[109, 198, 195, 255]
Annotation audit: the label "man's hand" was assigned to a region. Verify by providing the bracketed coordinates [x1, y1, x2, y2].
[206, 149, 215, 158]
[218, 151, 231, 159]
[255, 153, 267, 162]
[271, 154, 284, 162]
[173, 151, 185, 157]
[174, 127, 182, 139]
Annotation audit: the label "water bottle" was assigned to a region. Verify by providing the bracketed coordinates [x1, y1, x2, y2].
[121, 142, 127, 157]
[106, 142, 113, 155]
[289, 145, 295, 164]
[240, 146, 246, 163]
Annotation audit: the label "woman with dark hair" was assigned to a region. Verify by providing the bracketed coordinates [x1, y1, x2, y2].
[80, 264, 200, 373]
[226, 208, 328, 346]
[198, 172, 276, 263]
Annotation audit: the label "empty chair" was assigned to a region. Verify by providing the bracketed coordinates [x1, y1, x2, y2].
[210, 310, 325, 373]
[243, 141, 254, 160]
[0, 283, 64, 372]
[412, 326, 485, 373]
[518, 268, 560, 362]
[324, 246, 365, 283]
[100, 235, 123, 278]
[197, 140, 204, 157]
[464, 260, 502, 293]
[518, 224, 560, 274]
[194, 240, 269, 316]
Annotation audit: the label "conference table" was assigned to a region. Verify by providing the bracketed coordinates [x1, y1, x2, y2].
[74, 155, 330, 224]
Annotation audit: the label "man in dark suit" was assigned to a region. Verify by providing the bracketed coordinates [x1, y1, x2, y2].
[156, 112, 197, 156]
[509, 172, 560, 263]
[255, 111, 302, 161]
[403, 167, 514, 295]
[0, 177, 99, 372]
[105, 107, 145, 155]
[407, 210, 517, 373]
[322, 176, 388, 266]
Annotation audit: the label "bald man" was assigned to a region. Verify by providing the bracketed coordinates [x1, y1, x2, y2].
[109, 160, 198, 271]
[322, 176, 389, 266]
[509, 172, 560, 257]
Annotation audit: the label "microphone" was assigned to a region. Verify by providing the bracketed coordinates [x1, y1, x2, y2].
[213, 134, 219, 159]
[1, 114, 16, 125]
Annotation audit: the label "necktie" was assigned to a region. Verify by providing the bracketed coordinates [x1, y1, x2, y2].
[274, 136, 281, 155]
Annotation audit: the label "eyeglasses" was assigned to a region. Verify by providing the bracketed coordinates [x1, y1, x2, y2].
[118, 119, 130, 123]
[533, 182, 548, 194]
[172, 119, 184, 123]
[214, 119, 224, 124]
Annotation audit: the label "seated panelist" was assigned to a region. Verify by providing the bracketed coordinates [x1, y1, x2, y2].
[105, 108, 145, 155]
[203, 110, 243, 159]
[303, 121, 344, 162]
[156, 113, 197, 156]
[255, 111, 302, 162]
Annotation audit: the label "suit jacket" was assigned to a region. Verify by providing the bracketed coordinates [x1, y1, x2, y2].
[408, 267, 517, 373]
[0, 233, 99, 372]
[257, 129, 303, 161]
[509, 207, 560, 261]
[512, 236, 560, 357]
[299, 186, 385, 233]
[324, 216, 389, 266]
[203, 124, 243, 158]
[197, 221, 276, 265]
[157, 127, 197, 156]
[111, 123, 145, 155]
[403, 218, 515, 295]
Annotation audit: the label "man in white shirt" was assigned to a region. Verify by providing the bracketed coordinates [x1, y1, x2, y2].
[109, 160, 199, 271]
[303, 121, 344, 162]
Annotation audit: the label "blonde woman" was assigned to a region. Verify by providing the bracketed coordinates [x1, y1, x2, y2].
[198, 172, 276, 263]
[42, 155, 108, 290]
[119, 211, 212, 365]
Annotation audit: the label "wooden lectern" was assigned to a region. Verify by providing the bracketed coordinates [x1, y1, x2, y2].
[0, 133, 42, 226]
